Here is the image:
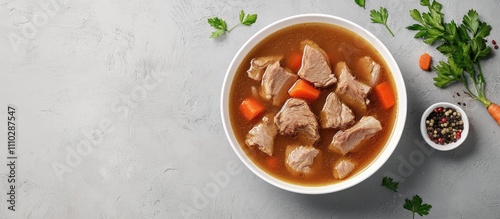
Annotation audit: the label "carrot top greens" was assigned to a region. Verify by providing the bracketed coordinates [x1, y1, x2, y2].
[407, 0, 492, 107]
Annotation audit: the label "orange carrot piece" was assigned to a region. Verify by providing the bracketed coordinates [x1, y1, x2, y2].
[266, 157, 279, 169]
[487, 102, 500, 126]
[288, 79, 320, 101]
[239, 98, 265, 121]
[287, 51, 303, 72]
[374, 82, 395, 109]
[419, 53, 432, 71]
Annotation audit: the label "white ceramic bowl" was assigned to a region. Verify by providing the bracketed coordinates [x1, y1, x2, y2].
[220, 14, 407, 194]
[420, 102, 469, 151]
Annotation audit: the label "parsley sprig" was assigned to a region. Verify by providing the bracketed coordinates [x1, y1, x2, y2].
[404, 195, 432, 219]
[208, 10, 257, 38]
[381, 176, 399, 192]
[381, 177, 432, 218]
[407, 0, 492, 107]
[370, 7, 395, 37]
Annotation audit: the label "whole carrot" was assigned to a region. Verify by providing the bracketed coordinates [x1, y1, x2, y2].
[407, 2, 500, 126]
[487, 103, 500, 126]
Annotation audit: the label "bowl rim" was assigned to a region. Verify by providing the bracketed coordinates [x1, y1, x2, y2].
[220, 13, 407, 194]
[420, 102, 469, 151]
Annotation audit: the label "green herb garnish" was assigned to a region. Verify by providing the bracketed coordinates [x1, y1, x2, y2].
[355, 0, 365, 8]
[404, 195, 432, 218]
[370, 7, 395, 37]
[381, 176, 399, 192]
[207, 17, 227, 38]
[239, 10, 257, 26]
[208, 10, 257, 38]
[407, 0, 494, 110]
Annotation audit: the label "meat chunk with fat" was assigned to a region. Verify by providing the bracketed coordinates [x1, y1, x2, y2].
[286, 146, 319, 174]
[333, 159, 355, 179]
[357, 56, 381, 87]
[247, 56, 283, 81]
[245, 115, 278, 156]
[274, 98, 320, 145]
[329, 116, 382, 155]
[335, 62, 371, 108]
[297, 41, 337, 88]
[320, 92, 355, 129]
[261, 61, 298, 106]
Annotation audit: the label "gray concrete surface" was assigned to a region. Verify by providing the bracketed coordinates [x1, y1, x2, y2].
[1, 0, 500, 218]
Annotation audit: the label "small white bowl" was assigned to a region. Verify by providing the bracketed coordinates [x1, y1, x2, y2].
[420, 102, 469, 151]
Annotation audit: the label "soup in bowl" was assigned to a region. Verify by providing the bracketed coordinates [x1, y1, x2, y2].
[221, 14, 407, 194]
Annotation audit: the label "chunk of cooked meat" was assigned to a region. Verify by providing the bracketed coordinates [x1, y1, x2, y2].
[338, 42, 362, 64]
[333, 159, 355, 179]
[274, 98, 320, 144]
[261, 61, 298, 106]
[329, 116, 382, 155]
[320, 92, 355, 129]
[247, 56, 283, 81]
[286, 145, 319, 174]
[245, 115, 278, 156]
[297, 41, 337, 88]
[357, 56, 381, 87]
[335, 62, 371, 108]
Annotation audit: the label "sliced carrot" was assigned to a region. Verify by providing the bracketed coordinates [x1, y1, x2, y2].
[288, 79, 320, 102]
[374, 82, 395, 109]
[239, 98, 265, 121]
[487, 102, 500, 126]
[265, 156, 279, 169]
[419, 53, 432, 71]
[286, 51, 303, 72]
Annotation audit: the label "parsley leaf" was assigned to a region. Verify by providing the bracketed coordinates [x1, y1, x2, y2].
[463, 9, 479, 35]
[410, 9, 424, 23]
[381, 176, 399, 192]
[208, 10, 258, 38]
[355, 0, 365, 8]
[208, 17, 227, 32]
[210, 29, 226, 38]
[239, 10, 244, 23]
[434, 57, 463, 88]
[241, 10, 257, 26]
[370, 7, 395, 37]
[208, 17, 228, 38]
[404, 195, 432, 218]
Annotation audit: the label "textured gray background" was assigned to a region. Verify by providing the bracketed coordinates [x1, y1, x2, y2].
[1, 0, 500, 218]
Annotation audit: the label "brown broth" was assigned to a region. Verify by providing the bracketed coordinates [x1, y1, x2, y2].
[229, 23, 397, 186]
